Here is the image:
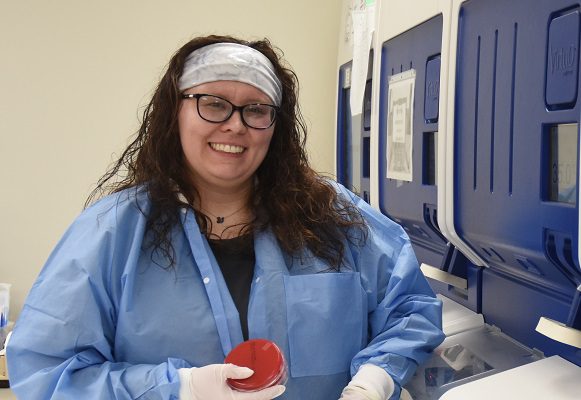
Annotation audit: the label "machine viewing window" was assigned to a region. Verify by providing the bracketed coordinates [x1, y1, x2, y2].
[363, 137, 370, 178]
[548, 123, 577, 204]
[423, 131, 437, 186]
[363, 80, 372, 131]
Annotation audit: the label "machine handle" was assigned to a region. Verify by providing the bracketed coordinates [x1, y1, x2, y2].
[535, 317, 581, 349]
[420, 263, 468, 290]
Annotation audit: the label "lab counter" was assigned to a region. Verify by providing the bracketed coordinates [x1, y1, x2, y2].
[405, 323, 543, 399]
[0, 389, 15, 400]
[406, 294, 581, 399]
[440, 356, 581, 399]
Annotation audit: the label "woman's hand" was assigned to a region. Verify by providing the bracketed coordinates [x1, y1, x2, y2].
[179, 363, 286, 400]
[339, 364, 395, 400]
[339, 385, 379, 400]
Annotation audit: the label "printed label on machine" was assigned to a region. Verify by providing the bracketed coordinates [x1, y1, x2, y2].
[386, 69, 415, 181]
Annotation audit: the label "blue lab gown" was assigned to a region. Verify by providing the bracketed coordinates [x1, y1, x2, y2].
[7, 183, 444, 399]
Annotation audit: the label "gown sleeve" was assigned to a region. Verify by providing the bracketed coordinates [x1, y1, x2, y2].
[6, 194, 189, 399]
[338, 185, 446, 399]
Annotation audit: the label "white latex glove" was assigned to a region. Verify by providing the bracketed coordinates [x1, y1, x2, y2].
[178, 363, 286, 400]
[339, 364, 395, 400]
[340, 385, 376, 400]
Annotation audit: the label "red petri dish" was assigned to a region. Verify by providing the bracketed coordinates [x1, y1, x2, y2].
[224, 339, 287, 392]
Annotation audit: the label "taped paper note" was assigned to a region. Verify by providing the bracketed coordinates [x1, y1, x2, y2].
[350, 2, 375, 116]
[386, 69, 415, 181]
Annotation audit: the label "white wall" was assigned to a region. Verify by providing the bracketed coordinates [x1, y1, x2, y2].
[0, 0, 341, 321]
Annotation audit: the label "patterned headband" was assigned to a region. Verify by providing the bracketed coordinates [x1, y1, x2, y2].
[178, 42, 282, 106]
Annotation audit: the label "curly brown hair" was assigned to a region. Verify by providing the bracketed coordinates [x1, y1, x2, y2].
[87, 34, 367, 270]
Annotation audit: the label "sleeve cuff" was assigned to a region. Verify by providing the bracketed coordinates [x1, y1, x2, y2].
[177, 368, 194, 400]
[350, 364, 395, 400]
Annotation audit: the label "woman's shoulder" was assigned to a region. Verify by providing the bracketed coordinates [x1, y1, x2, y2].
[324, 178, 367, 206]
[328, 179, 409, 244]
[40, 187, 153, 279]
[76, 186, 151, 229]
[325, 179, 357, 201]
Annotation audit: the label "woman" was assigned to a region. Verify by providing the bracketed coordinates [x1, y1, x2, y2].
[7, 35, 444, 399]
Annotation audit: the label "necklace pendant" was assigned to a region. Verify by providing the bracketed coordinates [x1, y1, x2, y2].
[216, 216, 225, 224]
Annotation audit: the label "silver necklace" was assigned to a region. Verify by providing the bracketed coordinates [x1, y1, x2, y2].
[201, 204, 247, 224]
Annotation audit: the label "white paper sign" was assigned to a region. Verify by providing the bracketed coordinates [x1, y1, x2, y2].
[386, 69, 415, 181]
[349, 2, 375, 116]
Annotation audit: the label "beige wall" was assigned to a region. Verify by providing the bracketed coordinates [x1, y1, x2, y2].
[0, 1, 341, 321]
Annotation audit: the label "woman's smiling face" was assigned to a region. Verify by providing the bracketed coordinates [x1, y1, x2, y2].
[178, 80, 275, 192]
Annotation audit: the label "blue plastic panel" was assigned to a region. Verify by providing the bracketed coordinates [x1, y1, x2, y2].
[378, 14, 480, 309]
[378, 18, 448, 253]
[379, 15, 443, 234]
[454, 0, 581, 290]
[425, 56, 441, 122]
[336, 62, 353, 189]
[546, 10, 580, 108]
[336, 58, 372, 203]
[454, 0, 581, 364]
[482, 269, 581, 366]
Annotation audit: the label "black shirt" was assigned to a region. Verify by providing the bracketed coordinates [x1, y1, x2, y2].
[208, 234, 255, 340]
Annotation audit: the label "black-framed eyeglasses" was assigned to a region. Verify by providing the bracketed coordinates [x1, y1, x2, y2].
[181, 93, 278, 130]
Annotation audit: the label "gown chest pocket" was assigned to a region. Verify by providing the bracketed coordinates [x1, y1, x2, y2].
[283, 272, 365, 377]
